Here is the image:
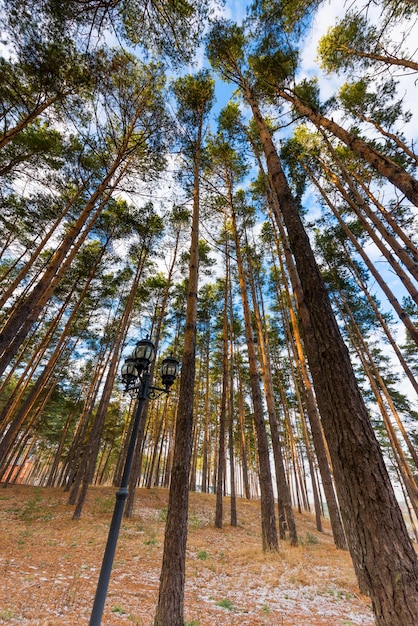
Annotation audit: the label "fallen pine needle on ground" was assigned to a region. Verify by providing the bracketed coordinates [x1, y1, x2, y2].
[0, 485, 375, 625]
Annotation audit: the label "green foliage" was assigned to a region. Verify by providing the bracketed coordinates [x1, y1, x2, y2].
[171, 69, 215, 149]
[279, 132, 310, 201]
[316, 7, 418, 75]
[318, 13, 375, 74]
[338, 77, 412, 143]
[305, 532, 319, 545]
[206, 20, 246, 83]
[19, 489, 53, 523]
[197, 549, 208, 560]
[0, 121, 66, 179]
[293, 77, 323, 112]
[250, 46, 299, 96]
[5, 0, 211, 66]
[217, 101, 242, 134]
[158, 507, 168, 522]
[215, 598, 236, 610]
[249, 0, 323, 35]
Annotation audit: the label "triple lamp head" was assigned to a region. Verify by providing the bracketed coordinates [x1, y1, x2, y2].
[121, 338, 179, 391]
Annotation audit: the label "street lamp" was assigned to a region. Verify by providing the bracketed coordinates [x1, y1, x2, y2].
[89, 338, 179, 626]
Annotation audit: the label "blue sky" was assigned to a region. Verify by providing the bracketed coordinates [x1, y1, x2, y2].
[192, 0, 418, 404]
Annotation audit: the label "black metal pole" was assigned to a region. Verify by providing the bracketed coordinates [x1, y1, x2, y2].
[89, 369, 151, 626]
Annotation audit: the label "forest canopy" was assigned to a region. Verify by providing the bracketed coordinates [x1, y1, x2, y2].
[1, 1, 418, 624]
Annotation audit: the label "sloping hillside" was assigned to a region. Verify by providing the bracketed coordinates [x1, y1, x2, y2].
[0, 485, 374, 625]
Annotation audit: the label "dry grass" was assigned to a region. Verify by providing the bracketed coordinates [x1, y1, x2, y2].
[0, 485, 375, 625]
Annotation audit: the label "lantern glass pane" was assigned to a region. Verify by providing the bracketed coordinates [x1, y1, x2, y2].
[121, 361, 138, 379]
[133, 339, 155, 364]
[167, 363, 176, 376]
[161, 356, 179, 379]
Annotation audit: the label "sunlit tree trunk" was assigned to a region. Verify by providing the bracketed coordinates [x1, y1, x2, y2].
[215, 272, 228, 529]
[276, 87, 418, 207]
[244, 226, 297, 545]
[229, 187, 278, 552]
[237, 362, 251, 500]
[0, 183, 89, 310]
[336, 291, 418, 478]
[0, 161, 129, 376]
[201, 333, 211, 494]
[154, 71, 214, 626]
[0, 245, 106, 468]
[317, 151, 418, 293]
[227, 240, 237, 526]
[244, 82, 418, 624]
[71, 243, 150, 518]
[318, 131, 418, 270]
[303, 161, 418, 347]
[264, 193, 347, 549]
[339, 237, 418, 396]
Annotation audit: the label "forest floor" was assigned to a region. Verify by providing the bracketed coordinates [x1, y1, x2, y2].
[0, 484, 375, 626]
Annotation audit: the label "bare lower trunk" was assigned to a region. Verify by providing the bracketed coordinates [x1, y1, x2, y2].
[154, 109, 203, 625]
[229, 192, 278, 552]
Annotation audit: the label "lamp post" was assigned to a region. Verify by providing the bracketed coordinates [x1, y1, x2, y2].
[89, 338, 179, 626]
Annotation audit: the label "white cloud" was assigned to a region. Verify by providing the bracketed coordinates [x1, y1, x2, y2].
[218, 0, 248, 24]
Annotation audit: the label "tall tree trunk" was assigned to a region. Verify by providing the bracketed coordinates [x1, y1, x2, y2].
[304, 161, 418, 347]
[227, 244, 237, 526]
[244, 81, 418, 625]
[125, 227, 181, 517]
[244, 227, 297, 545]
[317, 151, 418, 291]
[0, 246, 106, 465]
[0, 162, 128, 376]
[317, 129, 418, 265]
[237, 363, 251, 500]
[71, 331, 122, 519]
[229, 185, 278, 552]
[245, 127, 346, 545]
[215, 271, 228, 529]
[201, 332, 211, 494]
[71, 243, 149, 518]
[63, 337, 112, 491]
[265, 188, 347, 550]
[336, 290, 418, 475]
[0, 183, 90, 310]
[339, 238, 418, 397]
[353, 171, 418, 262]
[276, 87, 418, 207]
[154, 104, 203, 626]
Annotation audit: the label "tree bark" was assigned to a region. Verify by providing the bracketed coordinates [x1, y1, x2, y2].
[304, 161, 418, 347]
[215, 267, 228, 528]
[276, 87, 418, 207]
[262, 165, 347, 550]
[229, 185, 278, 552]
[244, 83, 418, 625]
[0, 160, 129, 376]
[244, 227, 298, 545]
[154, 99, 204, 625]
